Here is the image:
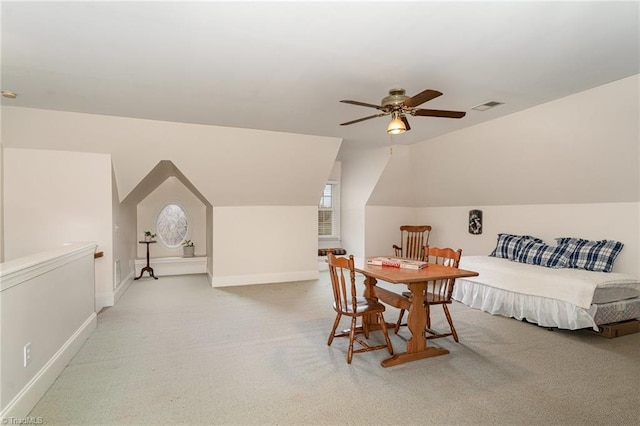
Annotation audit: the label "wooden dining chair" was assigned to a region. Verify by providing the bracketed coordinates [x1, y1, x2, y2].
[394, 246, 463, 342]
[327, 253, 394, 364]
[392, 225, 432, 260]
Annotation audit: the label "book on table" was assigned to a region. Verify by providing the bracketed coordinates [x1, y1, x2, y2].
[366, 257, 428, 270]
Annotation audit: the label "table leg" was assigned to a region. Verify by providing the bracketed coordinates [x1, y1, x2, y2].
[380, 281, 448, 367]
[134, 266, 158, 280]
[363, 276, 377, 298]
[362, 276, 381, 328]
[406, 282, 428, 352]
[134, 242, 159, 280]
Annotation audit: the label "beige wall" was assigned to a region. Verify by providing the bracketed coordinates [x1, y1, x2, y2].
[418, 203, 639, 275]
[3, 148, 114, 309]
[2, 109, 341, 288]
[367, 75, 639, 207]
[410, 75, 639, 207]
[0, 139, 3, 263]
[1, 107, 341, 207]
[112, 166, 137, 298]
[364, 75, 640, 276]
[366, 145, 415, 207]
[136, 176, 206, 258]
[340, 146, 391, 258]
[365, 203, 639, 276]
[364, 205, 416, 257]
[211, 206, 318, 286]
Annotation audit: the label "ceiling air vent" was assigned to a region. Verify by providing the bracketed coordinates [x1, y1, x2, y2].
[472, 101, 503, 111]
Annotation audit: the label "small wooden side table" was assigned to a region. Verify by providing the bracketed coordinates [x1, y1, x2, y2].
[135, 241, 158, 280]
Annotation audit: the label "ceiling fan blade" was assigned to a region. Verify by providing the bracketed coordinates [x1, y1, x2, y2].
[403, 89, 442, 108]
[400, 115, 411, 131]
[340, 100, 385, 110]
[414, 109, 466, 119]
[340, 113, 387, 126]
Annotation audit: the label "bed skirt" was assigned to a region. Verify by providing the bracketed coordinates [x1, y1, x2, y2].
[453, 279, 599, 331]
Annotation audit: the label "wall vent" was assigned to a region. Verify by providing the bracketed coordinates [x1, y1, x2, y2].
[472, 101, 504, 111]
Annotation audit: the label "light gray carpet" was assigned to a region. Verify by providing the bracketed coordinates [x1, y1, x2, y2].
[30, 273, 640, 425]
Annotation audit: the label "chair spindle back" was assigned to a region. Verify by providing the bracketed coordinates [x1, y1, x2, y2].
[425, 246, 462, 301]
[394, 225, 432, 260]
[327, 253, 357, 313]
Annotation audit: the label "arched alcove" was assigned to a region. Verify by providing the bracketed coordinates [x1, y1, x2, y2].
[123, 160, 213, 276]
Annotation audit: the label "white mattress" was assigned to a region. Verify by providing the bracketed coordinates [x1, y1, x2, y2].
[454, 256, 640, 331]
[458, 256, 640, 309]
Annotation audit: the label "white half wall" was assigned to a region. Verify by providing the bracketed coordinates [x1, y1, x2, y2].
[0, 243, 97, 420]
[211, 206, 318, 286]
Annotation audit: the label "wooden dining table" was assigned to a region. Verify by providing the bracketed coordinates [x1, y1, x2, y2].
[356, 259, 479, 367]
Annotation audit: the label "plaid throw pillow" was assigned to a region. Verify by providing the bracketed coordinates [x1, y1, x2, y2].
[555, 237, 624, 272]
[516, 241, 576, 268]
[490, 233, 544, 260]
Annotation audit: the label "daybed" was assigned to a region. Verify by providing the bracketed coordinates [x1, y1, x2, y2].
[454, 234, 640, 331]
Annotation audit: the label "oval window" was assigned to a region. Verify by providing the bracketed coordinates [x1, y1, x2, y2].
[156, 204, 188, 248]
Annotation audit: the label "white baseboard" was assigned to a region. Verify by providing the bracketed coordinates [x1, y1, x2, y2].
[210, 269, 319, 287]
[95, 291, 114, 312]
[114, 271, 134, 305]
[0, 313, 97, 422]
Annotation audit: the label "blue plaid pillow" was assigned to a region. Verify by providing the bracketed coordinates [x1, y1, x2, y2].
[490, 233, 544, 260]
[555, 237, 624, 272]
[516, 241, 576, 268]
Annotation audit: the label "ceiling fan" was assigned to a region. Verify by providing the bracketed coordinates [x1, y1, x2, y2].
[340, 88, 466, 134]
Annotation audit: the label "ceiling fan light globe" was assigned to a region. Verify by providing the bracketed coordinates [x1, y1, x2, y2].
[387, 116, 406, 135]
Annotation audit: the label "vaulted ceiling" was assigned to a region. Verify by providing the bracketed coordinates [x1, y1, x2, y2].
[2, 1, 638, 158]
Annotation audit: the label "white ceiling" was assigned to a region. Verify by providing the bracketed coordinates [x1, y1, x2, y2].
[2, 1, 638, 158]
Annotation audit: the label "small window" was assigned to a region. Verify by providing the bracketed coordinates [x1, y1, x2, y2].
[156, 204, 189, 247]
[318, 182, 340, 239]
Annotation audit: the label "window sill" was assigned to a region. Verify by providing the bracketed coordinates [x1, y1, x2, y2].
[134, 256, 207, 276]
[318, 238, 341, 248]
